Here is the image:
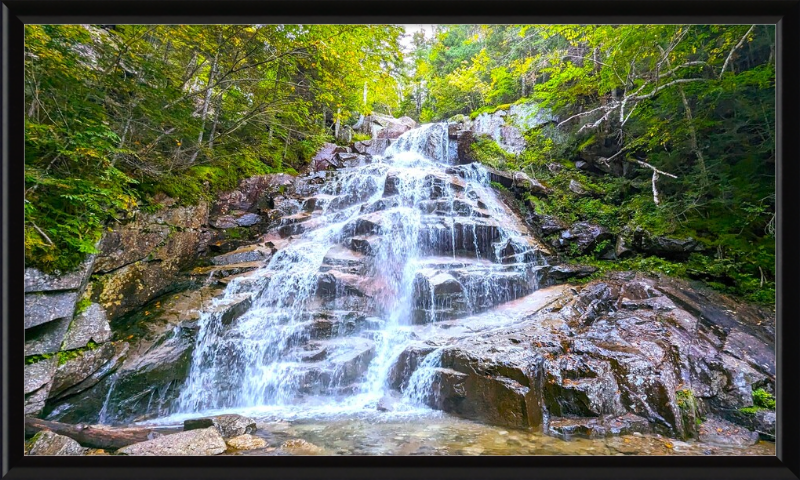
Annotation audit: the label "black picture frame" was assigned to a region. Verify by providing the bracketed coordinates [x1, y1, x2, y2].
[2, 1, 798, 479]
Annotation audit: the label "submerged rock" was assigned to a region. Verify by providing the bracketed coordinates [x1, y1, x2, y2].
[280, 439, 325, 455]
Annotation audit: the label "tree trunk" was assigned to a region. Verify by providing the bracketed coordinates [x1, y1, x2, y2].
[190, 42, 221, 163]
[208, 92, 223, 151]
[334, 107, 341, 140]
[25, 417, 162, 450]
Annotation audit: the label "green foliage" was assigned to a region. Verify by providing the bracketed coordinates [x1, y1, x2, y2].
[25, 353, 54, 365]
[74, 297, 92, 316]
[470, 136, 513, 168]
[57, 341, 100, 365]
[752, 388, 776, 410]
[25, 24, 404, 272]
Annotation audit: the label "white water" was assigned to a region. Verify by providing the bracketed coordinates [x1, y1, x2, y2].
[162, 122, 546, 422]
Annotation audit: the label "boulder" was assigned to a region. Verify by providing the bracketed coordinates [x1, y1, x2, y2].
[61, 303, 112, 351]
[513, 172, 550, 196]
[25, 431, 87, 456]
[118, 427, 226, 456]
[226, 434, 267, 450]
[184, 414, 257, 438]
[92, 228, 201, 321]
[553, 222, 613, 256]
[212, 174, 295, 217]
[311, 143, 348, 171]
[389, 275, 774, 440]
[352, 138, 390, 156]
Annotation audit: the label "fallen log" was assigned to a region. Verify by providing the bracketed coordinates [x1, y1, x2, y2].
[25, 417, 163, 450]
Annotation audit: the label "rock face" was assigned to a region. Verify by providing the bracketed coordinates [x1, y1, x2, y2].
[91, 203, 209, 322]
[390, 274, 775, 440]
[25, 431, 87, 456]
[43, 286, 221, 424]
[118, 427, 227, 456]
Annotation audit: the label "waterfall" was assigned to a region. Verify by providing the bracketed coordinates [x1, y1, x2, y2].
[171, 122, 546, 419]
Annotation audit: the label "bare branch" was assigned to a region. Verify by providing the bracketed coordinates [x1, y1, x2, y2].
[719, 25, 755, 79]
[30, 222, 54, 246]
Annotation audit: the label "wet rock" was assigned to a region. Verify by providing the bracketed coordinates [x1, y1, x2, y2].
[280, 438, 325, 455]
[226, 434, 267, 450]
[45, 287, 219, 424]
[698, 416, 759, 447]
[184, 414, 257, 438]
[376, 122, 413, 139]
[48, 341, 129, 402]
[24, 291, 79, 330]
[61, 303, 112, 351]
[118, 427, 226, 456]
[49, 342, 127, 399]
[210, 244, 273, 266]
[391, 274, 773, 440]
[25, 431, 87, 456]
[547, 414, 652, 439]
[190, 261, 264, 280]
[25, 317, 72, 356]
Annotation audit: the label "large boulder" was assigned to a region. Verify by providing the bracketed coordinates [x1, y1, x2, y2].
[184, 414, 257, 438]
[352, 138, 390, 156]
[25, 431, 87, 456]
[117, 427, 226, 456]
[389, 274, 774, 440]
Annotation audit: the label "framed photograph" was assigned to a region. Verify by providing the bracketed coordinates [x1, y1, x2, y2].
[4, 1, 799, 479]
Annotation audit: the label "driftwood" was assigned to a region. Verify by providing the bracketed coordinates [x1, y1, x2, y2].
[25, 417, 163, 450]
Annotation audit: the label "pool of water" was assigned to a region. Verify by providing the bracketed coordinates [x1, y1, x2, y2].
[143, 399, 774, 456]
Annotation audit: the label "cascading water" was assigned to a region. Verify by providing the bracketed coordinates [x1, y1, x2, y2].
[169, 122, 547, 421]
